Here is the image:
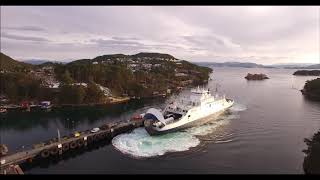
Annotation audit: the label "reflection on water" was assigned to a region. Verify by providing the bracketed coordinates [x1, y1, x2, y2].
[0, 98, 167, 152]
[0, 99, 166, 131]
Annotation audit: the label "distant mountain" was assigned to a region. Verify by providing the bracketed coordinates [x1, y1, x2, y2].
[195, 61, 320, 69]
[131, 52, 176, 59]
[195, 61, 266, 68]
[277, 64, 320, 69]
[22, 59, 50, 65]
[271, 63, 315, 67]
[67, 58, 93, 65]
[22, 59, 70, 65]
[305, 64, 320, 69]
[270, 63, 317, 69]
[0, 52, 33, 71]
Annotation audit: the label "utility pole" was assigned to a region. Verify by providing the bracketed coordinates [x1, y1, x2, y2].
[318, 7, 320, 65]
[57, 128, 61, 142]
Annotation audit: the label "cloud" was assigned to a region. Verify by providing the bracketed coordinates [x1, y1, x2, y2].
[3, 26, 46, 32]
[0, 6, 318, 64]
[1, 32, 49, 42]
[90, 37, 185, 52]
[112, 36, 140, 41]
[91, 38, 144, 46]
[181, 34, 242, 56]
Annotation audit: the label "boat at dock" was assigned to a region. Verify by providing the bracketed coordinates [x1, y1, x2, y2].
[143, 87, 234, 136]
[40, 101, 52, 112]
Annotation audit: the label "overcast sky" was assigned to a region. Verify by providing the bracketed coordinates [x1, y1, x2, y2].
[1, 6, 320, 64]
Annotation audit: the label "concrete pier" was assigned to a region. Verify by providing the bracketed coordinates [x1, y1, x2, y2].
[0, 119, 144, 174]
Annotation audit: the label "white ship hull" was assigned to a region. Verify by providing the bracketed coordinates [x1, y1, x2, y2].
[144, 98, 234, 136]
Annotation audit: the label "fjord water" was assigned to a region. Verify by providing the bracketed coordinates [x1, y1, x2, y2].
[1, 67, 320, 174]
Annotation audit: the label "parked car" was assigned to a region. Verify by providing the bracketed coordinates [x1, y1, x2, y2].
[91, 128, 100, 133]
[73, 131, 81, 137]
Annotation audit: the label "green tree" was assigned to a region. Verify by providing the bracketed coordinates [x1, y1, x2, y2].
[60, 70, 74, 85]
[59, 85, 85, 104]
[5, 81, 18, 101]
[84, 82, 105, 103]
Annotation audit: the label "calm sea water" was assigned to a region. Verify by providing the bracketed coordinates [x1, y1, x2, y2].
[1, 67, 320, 174]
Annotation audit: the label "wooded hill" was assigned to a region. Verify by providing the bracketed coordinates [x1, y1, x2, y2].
[0, 52, 33, 72]
[0, 52, 212, 104]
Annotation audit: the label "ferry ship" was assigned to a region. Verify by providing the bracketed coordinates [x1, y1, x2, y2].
[143, 87, 234, 136]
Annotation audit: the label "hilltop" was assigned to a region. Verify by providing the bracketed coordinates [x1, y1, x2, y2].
[131, 52, 175, 59]
[69, 52, 177, 65]
[0, 52, 33, 71]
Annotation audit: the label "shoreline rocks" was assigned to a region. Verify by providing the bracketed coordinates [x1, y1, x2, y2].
[245, 73, 269, 80]
[303, 130, 320, 174]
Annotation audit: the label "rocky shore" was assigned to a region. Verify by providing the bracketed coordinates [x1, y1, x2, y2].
[303, 130, 320, 174]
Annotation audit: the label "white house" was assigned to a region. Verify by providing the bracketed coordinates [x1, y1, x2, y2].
[175, 73, 188, 77]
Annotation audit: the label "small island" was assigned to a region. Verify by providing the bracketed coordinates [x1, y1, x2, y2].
[293, 70, 320, 76]
[245, 73, 269, 80]
[301, 78, 320, 101]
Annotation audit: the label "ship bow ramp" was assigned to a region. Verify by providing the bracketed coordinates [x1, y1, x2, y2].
[143, 108, 165, 122]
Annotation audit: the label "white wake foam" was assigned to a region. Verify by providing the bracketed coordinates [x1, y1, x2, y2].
[229, 103, 247, 112]
[112, 128, 200, 158]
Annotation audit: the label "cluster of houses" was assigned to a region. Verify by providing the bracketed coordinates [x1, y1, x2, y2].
[30, 66, 60, 89]
[90, 56, 182, 72]
[28, 66, 113, 97]
[127, 63, 162, 72]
